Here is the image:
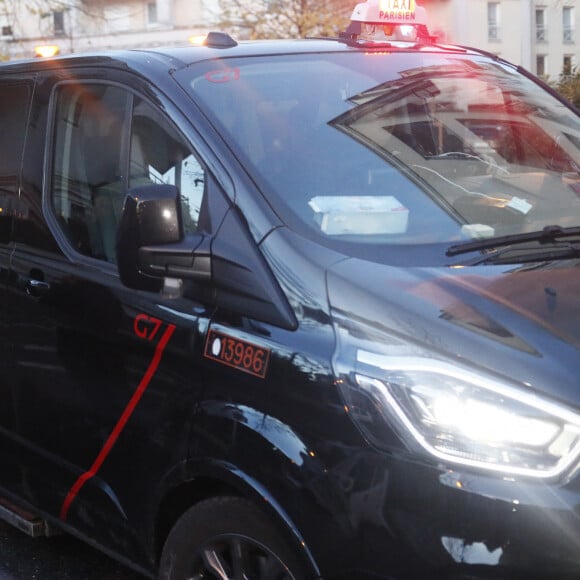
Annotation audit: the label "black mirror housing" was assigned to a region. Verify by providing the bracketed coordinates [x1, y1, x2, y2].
[116, 184, 183, 291]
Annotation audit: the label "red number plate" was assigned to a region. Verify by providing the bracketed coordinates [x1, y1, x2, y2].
[204, 329, 271, 379]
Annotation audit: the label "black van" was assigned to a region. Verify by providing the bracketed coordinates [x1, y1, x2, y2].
[2, 2, 580, 578]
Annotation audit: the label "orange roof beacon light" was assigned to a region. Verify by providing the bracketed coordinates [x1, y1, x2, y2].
[189, 34, 208, 46]
[189, 31, 238, 48]
[34, 45, 60, 58]
[342, 0, 432, 45]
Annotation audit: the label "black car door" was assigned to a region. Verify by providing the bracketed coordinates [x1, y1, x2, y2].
[0, 77, 36, 488]
[4, 72, 215, 551]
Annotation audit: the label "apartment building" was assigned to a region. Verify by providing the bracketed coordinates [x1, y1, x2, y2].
[425, 0, 579, 79]
[0, 0, 217, 60]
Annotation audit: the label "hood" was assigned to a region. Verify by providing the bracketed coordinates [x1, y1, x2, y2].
[327, 257, 580, 407]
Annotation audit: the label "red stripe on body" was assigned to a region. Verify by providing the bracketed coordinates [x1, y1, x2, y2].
[60, 323, 176, 521]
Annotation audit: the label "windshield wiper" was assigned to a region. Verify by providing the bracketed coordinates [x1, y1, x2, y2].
[446, 225, 580, 257]
[452, 243, 580, 266]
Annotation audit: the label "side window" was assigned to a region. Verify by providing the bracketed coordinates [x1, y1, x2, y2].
[51, 84, 130, 262]
[130, 98, 204, 234]
[0, 82, 31, 245]
[50, 85, 204, 263]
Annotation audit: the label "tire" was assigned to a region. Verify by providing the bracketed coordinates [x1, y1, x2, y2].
[158, 496, 308, 580]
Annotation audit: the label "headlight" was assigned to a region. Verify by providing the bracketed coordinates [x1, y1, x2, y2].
[345, 352, 580, 479]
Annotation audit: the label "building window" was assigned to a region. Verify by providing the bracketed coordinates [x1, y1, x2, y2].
[53, 11, 65, 36]
[488, 3, 500, 41]
[563, 55, 573, 76]
[536, 54, 547, 77]
[536, 8, 547, 42]
[147, 2, 158, 26]
[104, 5, 131, 33]
[563, 6, 574, 43]
[0, 13, 12, 38]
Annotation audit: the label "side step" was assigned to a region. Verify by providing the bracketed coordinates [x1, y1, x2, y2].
[0, 498, 61, 537]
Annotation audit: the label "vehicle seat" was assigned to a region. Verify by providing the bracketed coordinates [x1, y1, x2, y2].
[84, 134, 124, 262]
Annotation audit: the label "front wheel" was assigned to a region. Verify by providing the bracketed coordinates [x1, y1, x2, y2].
[158, 496, 308, 580]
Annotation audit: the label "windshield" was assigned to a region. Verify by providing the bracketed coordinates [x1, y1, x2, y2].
[177, 50, 580, 265]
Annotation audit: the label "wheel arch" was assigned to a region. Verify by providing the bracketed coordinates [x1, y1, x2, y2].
[153, 460, 321, 578]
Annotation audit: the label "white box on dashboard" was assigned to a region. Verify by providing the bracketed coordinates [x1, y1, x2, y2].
[309, 195, 409, 235]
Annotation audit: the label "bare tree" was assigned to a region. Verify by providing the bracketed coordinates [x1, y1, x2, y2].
[217, 0, 354, 39]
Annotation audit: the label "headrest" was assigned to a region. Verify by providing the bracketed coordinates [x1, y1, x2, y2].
[83, 134, 121, 188]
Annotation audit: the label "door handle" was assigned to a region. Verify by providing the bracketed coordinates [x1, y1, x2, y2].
[25, 278, 51, 297]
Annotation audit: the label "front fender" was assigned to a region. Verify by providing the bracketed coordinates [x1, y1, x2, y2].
[153, 398, 386, 579]
[188, 399, 356, 576]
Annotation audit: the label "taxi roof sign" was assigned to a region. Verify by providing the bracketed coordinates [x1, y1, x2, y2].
[342, 0, 431, 45]
[351, 0, 427, 25]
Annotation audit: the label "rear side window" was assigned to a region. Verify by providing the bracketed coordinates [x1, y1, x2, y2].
[0, 82, 31, 243]
[0, 83, 30, 175]
[50, 83, 204, 263]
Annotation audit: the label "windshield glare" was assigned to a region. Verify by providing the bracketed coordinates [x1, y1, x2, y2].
[179, 51, 580, 263]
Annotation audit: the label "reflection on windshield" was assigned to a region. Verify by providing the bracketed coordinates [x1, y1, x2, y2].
[331, 59, 580, 239]
[183, 52, 580, 262]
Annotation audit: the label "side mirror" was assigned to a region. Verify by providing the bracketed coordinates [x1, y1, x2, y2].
[116, 184, 297, 330]
[116, 184, 190, 291]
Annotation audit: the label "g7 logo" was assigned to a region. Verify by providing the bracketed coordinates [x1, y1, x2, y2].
[133, 314, 164, 341]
